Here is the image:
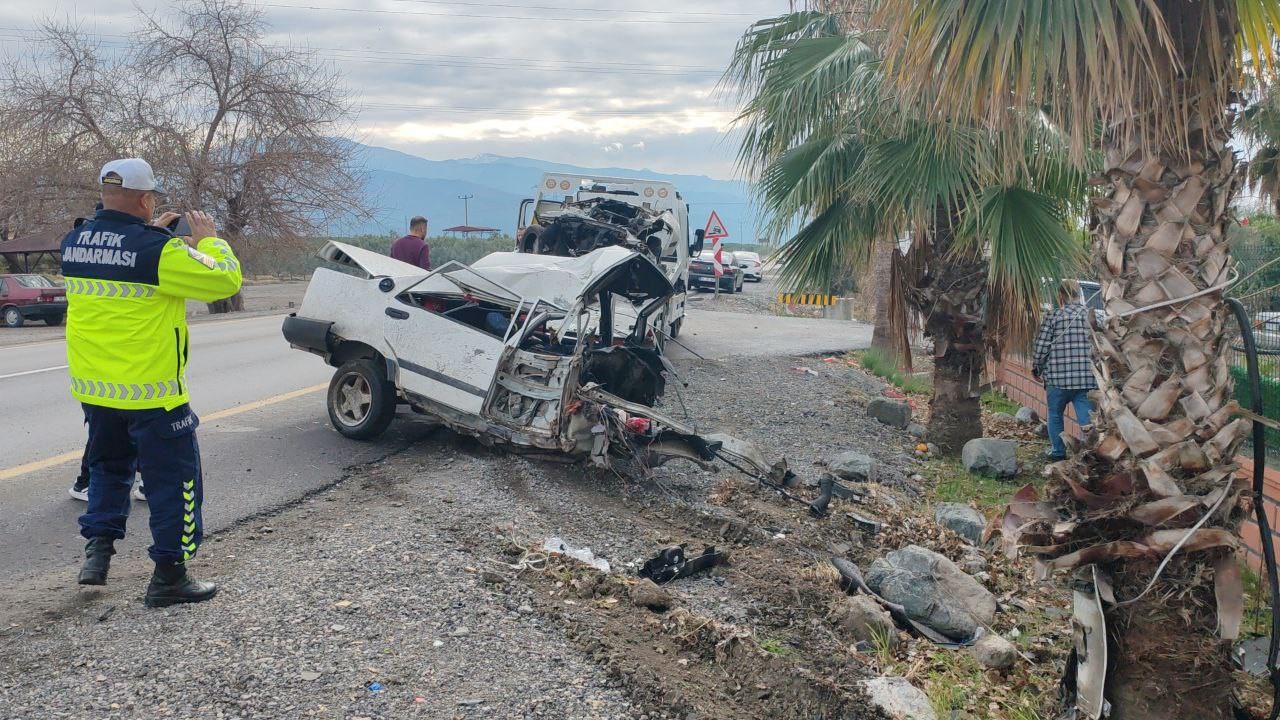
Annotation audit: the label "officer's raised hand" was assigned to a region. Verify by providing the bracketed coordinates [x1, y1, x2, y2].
[153, 211, 181, 230]
[184, 211, 217, 247]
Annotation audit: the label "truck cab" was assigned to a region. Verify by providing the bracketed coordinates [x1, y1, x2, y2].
[517, 173, 703, 344]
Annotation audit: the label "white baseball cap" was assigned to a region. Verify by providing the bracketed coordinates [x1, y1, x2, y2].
[100, 158, 164, 194]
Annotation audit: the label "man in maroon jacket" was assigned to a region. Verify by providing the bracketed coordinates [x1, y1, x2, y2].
[390, 216, 431, 270]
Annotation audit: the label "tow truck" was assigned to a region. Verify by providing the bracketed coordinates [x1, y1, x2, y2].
[516, 173, 703, 348]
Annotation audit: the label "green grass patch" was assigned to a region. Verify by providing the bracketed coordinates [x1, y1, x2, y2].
[758, 638, 789, 656]
[857, 348, 934, 396]
[927, 443, 1049, 514]
[981, 390, 1021, 415]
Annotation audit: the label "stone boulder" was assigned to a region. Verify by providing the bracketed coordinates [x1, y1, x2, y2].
[865, 545, 996, 640]
[629, 579, 674, 611]
[907, 423, 928, 439]
[969, 633, 1018, 671]
[862, 677, 937, 720]
[830, 595, 898, 649]
[961, 438, 1019, 479]
[934, 503, 986, 544]
[867, 399, 911, 429]
[830, 452, 877, 483]
[989, 411, 1016, 423]
[1015, 406, 1039, 424]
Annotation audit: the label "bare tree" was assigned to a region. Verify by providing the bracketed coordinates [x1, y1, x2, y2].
[0, 0, 370, 312]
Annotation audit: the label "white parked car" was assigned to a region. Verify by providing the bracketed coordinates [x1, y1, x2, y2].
[282, 241, 770, 472]
[735, 251, 764, 282]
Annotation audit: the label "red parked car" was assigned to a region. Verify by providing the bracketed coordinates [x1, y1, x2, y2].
[1, 274, 67, 328]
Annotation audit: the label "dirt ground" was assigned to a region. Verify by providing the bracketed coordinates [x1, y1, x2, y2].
[0, 277, 1105, 719]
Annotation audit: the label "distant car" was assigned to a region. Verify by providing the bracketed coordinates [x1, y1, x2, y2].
[689, 252, 744, 293]
[735, 251, 764, 282]
[0, 274, 67, 328]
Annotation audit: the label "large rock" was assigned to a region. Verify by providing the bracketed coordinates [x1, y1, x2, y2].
[867, 399, 912, 429]
[629, 579, 674, 611]
[961, 438, 1019, 479]
[989, 411, 1016, 423]
[1015, 406, 1039, 424]
[830, 452, 877, 483]
[830, 595, 898, 649]
[865, 545, 996, 640]
[862, 677, 937, 720]
[934, 503, 986, 544]
[907, 423, 928, 439]
[969, 633, 1018, 670]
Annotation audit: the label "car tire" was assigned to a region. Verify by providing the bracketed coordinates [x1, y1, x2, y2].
[327, 358, 396, 440]
[2, 306, 23, 328]
[45, 314, 64, 327]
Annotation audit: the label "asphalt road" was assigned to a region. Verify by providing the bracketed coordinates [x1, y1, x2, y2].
[0, 305, 870, 583]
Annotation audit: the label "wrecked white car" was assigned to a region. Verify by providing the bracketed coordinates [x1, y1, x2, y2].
[282, 242, 767, 473]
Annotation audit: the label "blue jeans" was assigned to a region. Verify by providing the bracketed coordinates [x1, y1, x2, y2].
[1047, 387, 1093, 458]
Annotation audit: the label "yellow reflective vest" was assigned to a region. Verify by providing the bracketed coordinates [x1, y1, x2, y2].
[61, 209, 243, 410]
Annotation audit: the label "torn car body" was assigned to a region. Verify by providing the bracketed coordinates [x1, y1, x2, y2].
[282, 241, 766, 472]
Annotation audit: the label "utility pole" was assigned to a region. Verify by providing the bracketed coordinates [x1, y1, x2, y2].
[458, 194, 475, 227]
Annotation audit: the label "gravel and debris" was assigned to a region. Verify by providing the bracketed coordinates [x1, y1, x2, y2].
[0, 292, 1077, 720]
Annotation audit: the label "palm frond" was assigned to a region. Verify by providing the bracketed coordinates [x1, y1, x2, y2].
[962, 184, 1086, 347]
[774, 199, 881, 293]
[869, 0, 1277, 157]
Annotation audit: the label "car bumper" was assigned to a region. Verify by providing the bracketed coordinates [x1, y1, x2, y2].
[282, 314, 335, 357]
[742, 269, 762, 280]
[18, 301, 67, 318]
[690, 274, 732, 286]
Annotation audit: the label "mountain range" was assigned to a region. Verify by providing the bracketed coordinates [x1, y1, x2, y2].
[334, 142, 760, 242]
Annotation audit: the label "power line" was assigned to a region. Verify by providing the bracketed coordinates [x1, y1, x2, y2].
[356, 102, 735, 117]
[261, 3, 746, 24]
[387, 0, 759, 17]
[0, 28, 728, 75]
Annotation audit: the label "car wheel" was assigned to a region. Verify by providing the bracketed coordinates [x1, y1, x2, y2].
[327, 358, 396, 440]
[2, 306, 22, 328]
[45, 313, 64, 327]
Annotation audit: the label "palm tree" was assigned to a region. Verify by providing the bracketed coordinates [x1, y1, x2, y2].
[725, 11, 1087, 452]
[1242, 87, 1280, 214]
[867, 2, 1280, 716]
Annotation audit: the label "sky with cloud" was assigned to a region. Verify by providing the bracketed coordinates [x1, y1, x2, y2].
[0, 0, 788, 180]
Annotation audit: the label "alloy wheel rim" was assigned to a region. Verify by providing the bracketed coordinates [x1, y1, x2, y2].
[335, 373, 373, 426]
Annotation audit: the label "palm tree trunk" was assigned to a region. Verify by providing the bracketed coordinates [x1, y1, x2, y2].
[1070, 118, 1244, 717]
[869, 234, 895, 356]
[906, 208, 986, 454]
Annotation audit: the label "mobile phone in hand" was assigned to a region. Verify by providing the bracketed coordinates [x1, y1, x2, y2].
[166, 215, 192, 237]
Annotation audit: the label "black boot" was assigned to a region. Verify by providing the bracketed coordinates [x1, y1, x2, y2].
[144, 563, 218, 608]
[78, 537, 115, 585]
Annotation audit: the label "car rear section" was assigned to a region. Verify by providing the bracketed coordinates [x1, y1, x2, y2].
[1, 275, 67, 327]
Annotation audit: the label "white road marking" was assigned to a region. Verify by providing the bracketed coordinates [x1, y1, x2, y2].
[0, 364, 69, 380]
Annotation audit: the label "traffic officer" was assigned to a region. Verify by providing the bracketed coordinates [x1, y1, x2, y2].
[62, 158, 242, 607]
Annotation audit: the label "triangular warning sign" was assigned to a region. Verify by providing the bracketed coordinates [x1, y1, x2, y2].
[703, 211, 729, 240]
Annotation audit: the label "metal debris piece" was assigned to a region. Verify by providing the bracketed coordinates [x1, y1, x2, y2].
[845, 511, 882, 534]
[638, 545, 724, 584]
[1070, 565, 1110, 720]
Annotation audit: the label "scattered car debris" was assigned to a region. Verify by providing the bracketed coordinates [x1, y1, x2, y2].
[809, 475, 835, 517]
[638, 545, 724, 584]
[845, 511, 882, 535]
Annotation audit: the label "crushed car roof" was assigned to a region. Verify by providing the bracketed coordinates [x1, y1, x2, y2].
[318, 241, 673, 312]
